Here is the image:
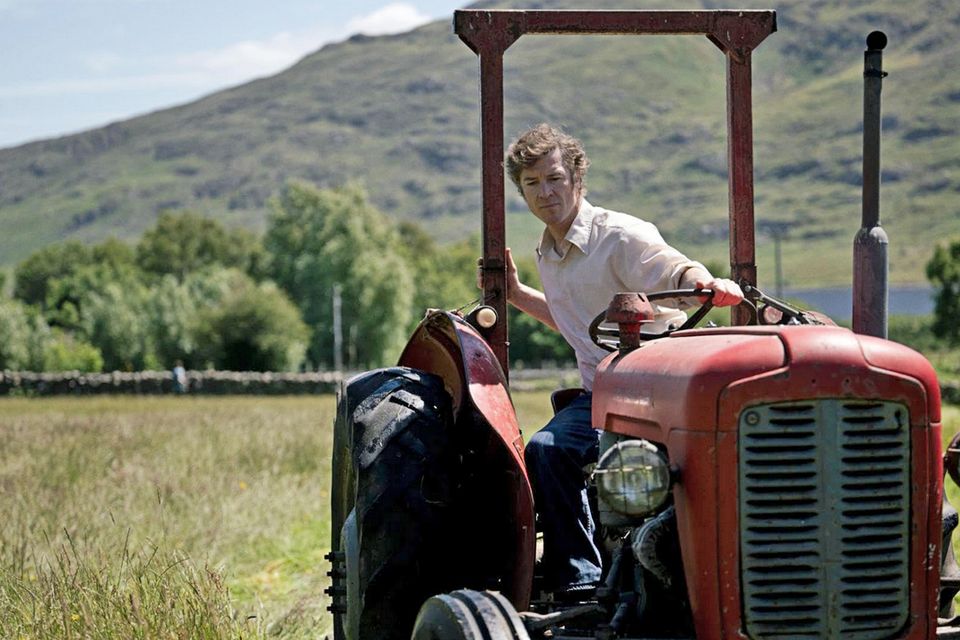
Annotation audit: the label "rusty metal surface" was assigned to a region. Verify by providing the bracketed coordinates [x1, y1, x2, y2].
[593, 324, 941, 639]
[455, 10, 777, 374]
[455, 10, 776, 48]
[725, 53, 758, 326]
[605, 292, 656, 350]
[398, 311, 535, 609]
[456, 13, 516, 377]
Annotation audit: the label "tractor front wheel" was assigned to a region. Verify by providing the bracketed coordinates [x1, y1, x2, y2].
[350, 368, 457, 640]
[411, 589, 530, 640]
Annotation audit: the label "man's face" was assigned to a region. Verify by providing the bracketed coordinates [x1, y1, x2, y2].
[519, 147, 581, 235]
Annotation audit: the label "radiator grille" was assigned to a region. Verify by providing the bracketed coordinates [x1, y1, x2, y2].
[739, 400, 909, 639]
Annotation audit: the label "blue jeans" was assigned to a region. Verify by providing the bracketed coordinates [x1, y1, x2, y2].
[524, 392, 602, 590]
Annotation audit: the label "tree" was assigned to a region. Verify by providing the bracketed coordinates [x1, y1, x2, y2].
[42, 263, 157, 371]
[395, 222, 576, 367]
[194, 279, 309, 371]
[396, 222, 477, 330]
[13, 238, 138, 310]
[79, 279, 158, 371]
[13, 241, 93, 308]
[92, 237, 137, 270]
[0, 299, 49, 370]
[144, 268, 248, 368]
[145, 274, 207, 368]
[927, 238, 960, 344]
[136, 210, 265, 281]
[265, 182, 414, 369]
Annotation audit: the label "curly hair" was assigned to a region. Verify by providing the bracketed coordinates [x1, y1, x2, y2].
[505, 123, 590, 195]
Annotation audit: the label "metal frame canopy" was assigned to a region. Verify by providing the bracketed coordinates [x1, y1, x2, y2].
[454, 9, 777, 374]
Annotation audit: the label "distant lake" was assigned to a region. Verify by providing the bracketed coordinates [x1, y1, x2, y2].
[781, 285, 934, 321]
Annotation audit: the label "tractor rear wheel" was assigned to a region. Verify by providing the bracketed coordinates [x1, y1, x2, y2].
[350, 367, 456, 640]
[411, 589, 530, 640]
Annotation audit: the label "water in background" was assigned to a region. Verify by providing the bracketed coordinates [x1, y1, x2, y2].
[782, 285, 934, 322]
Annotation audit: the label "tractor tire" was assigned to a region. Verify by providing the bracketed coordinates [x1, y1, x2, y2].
[329, 368, 420, 640]
[411, 589, 531, 640]
[350, 367, 456, 640]
[332, 368, 413, 554]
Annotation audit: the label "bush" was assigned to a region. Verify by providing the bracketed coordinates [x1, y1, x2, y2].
[195, 281, 309, 372]
[927, 238, 960, 345]
[887, 315, 943, 353]
[42, 331, 104, 372]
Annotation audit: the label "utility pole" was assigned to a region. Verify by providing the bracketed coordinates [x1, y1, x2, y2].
[332, 284, 343, 372]
[773, 231, 784, 298]
[760, 221, 789, 298]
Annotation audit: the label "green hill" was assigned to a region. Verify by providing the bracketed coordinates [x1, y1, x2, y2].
[1, 0, 957, 288]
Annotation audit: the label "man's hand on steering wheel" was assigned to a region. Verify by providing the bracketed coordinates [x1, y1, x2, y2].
[694, 277, 743, 307]
[589, 282, 749, 352]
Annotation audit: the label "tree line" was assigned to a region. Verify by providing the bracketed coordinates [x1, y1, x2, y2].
[3, 180, 958, 374]
[0, 181, 573, 373]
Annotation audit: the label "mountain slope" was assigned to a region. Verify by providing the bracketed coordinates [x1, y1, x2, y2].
[1, 0, 957, 288]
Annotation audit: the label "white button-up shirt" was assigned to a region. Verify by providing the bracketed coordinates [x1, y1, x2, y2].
[536, 199, 706, 391]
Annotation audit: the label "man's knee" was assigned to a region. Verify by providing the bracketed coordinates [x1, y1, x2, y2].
[525, 429, 556, 470]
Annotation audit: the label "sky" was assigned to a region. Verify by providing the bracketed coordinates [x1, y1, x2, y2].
[0, 0, 468, 149]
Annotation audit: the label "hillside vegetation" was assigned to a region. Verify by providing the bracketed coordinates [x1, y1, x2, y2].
[1, 0, 957, 287]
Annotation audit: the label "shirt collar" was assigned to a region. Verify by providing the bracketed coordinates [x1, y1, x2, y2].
[536, 199, 596, 259]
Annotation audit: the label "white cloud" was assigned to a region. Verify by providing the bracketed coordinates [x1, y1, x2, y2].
[169, 3, 435, 86]
[345, 2, 433, 36]
[173, 28, 327, 84]
[82, 51, 127, 74]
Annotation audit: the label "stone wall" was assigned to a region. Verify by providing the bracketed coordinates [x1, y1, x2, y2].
[0, 370, 342, 395]
[2, 369, 957, 404]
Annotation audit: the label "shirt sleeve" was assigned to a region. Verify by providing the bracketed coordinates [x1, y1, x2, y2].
[610, 219, 707, 293]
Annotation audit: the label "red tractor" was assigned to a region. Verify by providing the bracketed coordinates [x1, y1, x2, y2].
[327, 9, 960, 639]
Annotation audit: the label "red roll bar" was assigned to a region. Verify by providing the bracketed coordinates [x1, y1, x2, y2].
[455, 10, 777, 374]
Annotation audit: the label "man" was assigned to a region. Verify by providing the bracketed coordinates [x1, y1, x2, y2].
[490, 123, 743, 596]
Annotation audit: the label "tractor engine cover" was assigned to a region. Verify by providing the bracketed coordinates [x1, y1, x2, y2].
[591, 324, 942, 640]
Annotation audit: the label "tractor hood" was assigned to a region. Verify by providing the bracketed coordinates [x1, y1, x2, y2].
[592, 324, 941, 439]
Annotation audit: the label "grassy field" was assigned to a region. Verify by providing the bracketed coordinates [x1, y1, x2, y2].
[0, 394, 557, 639]
[1, 394, 957, 639]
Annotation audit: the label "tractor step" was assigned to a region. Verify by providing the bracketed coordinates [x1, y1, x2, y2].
[325, 550, 347, 614]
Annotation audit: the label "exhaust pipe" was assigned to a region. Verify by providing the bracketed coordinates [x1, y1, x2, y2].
[852, 31, 889, 338]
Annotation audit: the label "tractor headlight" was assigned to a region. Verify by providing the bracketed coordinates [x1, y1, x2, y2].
[593, 439, 672, 517]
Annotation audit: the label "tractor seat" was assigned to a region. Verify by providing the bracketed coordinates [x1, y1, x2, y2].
[550, 387, 586, 415]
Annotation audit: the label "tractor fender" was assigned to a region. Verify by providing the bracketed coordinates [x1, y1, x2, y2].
[398, 310, 535, 610]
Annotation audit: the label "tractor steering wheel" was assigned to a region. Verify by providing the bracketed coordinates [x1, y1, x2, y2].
[588, 289, 718, 352]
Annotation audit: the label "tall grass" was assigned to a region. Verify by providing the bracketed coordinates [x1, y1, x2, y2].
[0, 393, 557, 639]
[0, 396, 337, 639]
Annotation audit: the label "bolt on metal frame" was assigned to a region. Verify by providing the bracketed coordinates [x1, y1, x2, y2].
[455, 9, 777, 375]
